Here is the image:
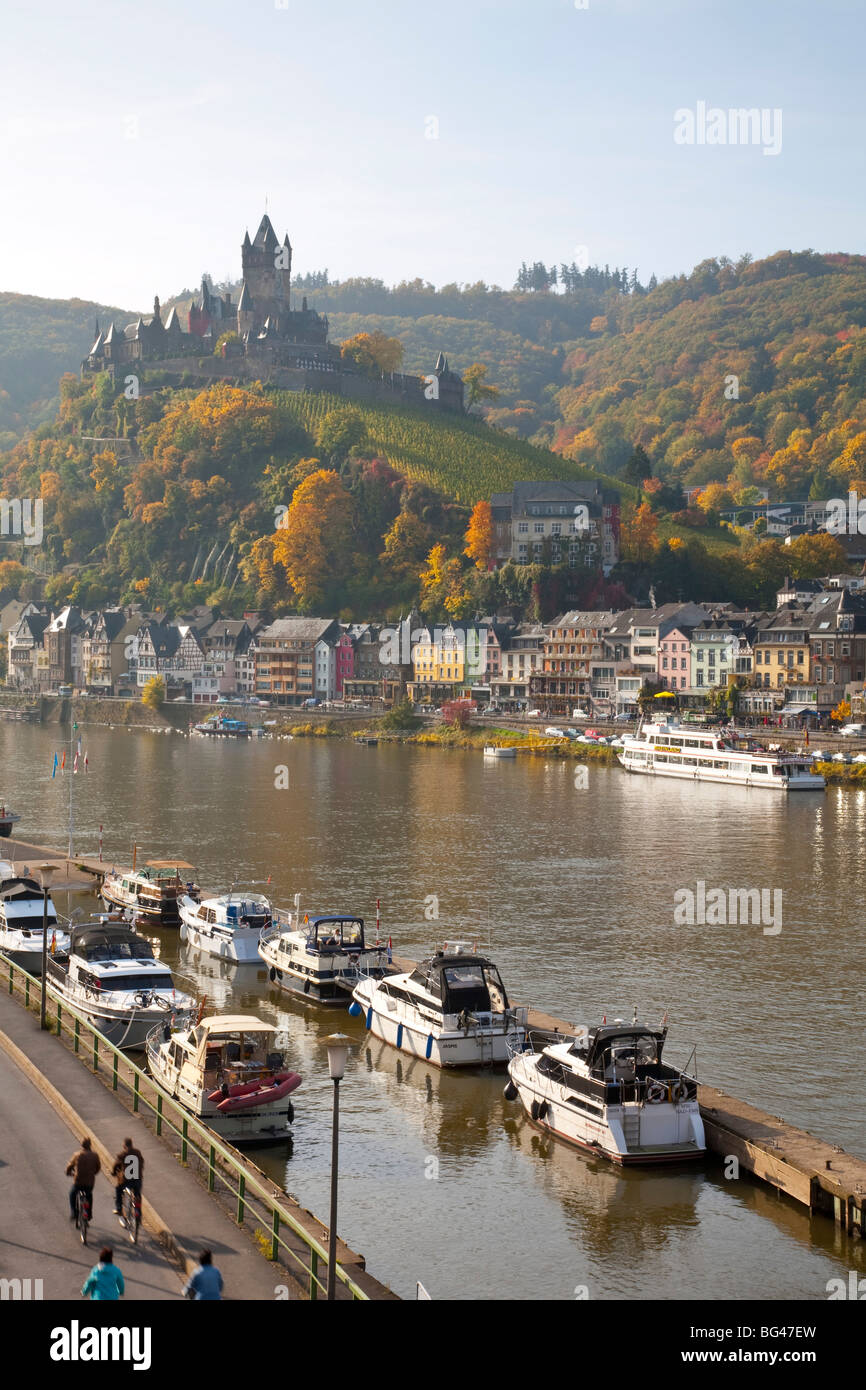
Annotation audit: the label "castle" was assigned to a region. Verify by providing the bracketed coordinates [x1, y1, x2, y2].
[83, 215, 464, 411]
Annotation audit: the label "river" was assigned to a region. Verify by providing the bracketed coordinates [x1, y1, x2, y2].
[2, 719, 864, 1300]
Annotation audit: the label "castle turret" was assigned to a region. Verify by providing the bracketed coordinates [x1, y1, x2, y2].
[241, 214, 291, 332]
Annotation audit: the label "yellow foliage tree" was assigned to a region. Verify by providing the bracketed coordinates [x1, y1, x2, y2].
[272, 469, 356, 608]
[831, 700, 851, 724]
[340, 330, 404, 375]
[620, 503, 659, 564]
[464, 500, 493, 569]
[142, 675, 165, 710]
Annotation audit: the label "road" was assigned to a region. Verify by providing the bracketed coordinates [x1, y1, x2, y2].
[0, 1049, 183, 1301]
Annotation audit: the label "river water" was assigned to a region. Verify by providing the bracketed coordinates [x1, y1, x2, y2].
[3, 720, 864, 1300]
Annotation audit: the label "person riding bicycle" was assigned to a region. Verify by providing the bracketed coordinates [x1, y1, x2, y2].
[66, 1137, 100, 1221]
[111, 1137, 144, 1218]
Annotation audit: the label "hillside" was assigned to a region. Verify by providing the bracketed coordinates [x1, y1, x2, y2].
[4, 249, 866, 507]
[0, 292, 135, 447]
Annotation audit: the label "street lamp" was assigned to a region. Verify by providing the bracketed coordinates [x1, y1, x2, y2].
[35, 863, 59, 1030]
[323, 1032, 351, 1301]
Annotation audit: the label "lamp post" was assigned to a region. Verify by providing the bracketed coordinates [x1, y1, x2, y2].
[36, 863, 59, 1030]
[324, 1032, 351, 1301]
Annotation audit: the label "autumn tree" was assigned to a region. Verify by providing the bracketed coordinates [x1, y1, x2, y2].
[831, 699, 851, 724]
[381, 510, 432, 581]
[340, 331, 404, 375]
[620, 502, 659, 563]
[272, 468, 357, 609]
[463, 363, 499, 412]
[464, 500, 494, 570]
[419, 543, 472, 620]
[142, 675, 166, 710]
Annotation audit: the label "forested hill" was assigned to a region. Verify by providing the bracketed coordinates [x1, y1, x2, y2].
[4, 249, 866, 505]
[0, 292, 135, 447]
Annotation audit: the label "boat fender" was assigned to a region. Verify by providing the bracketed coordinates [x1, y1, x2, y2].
[396, 1023, 403, 1050]
[365, 1006, 373, 1030]
[530, 1099, 540, 1121]
[646, 1082, 666, 1104]
[348, 1000, 362, 1018]
[537, 1100, 549, 1122]
[503, 1080, 518, 1102]
[269, 967, 276, 982]
[671, 1080, 688, 1103]
[179, 923, 188, 943]
[425, 1034, 434, 1060]
[303, 980, 311, 994]
[287, 1101, 295, 1125]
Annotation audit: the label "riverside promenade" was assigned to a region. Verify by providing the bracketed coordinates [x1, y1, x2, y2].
[0, 982, 395, 1300]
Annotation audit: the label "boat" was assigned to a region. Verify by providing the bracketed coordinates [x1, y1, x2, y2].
[0, 861, 70, 972]
[351, 941, 528, 1067]
[618, 719, 825, 791]
[45, 919, 196, 1049]
[505, 1016, 705, 1165]
[179, 889, 272, 964]
[145, 1014, 301, 1146]
[193, 715, 253, 738]
[0, 805, 21, 838]
[259, 908, 389, 1006]
[101, 860, 198, 926]
[483, 745, 516, 758]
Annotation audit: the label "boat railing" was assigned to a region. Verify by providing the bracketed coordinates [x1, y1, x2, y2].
[0, 948, 371, 1302]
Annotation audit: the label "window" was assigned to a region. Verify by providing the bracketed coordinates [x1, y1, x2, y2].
[534, 522, 544, 534]
[517, 522, 528, 534]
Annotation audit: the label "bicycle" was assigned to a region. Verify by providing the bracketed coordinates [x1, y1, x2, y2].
[119, 1185, 141, 1245]
[74, 1188, 91, 1246]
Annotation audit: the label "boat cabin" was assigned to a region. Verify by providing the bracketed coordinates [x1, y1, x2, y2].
[408, 949, 510, 1015]
[173, 1016, 282, 1086]
[302, 915, 367, 954]
[0, 874, 58, 927]
[572, 1024, 668, 1082]
[65, 923, 174, 993]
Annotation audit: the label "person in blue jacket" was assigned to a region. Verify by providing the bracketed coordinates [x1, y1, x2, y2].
[183, 1249, 224, 1301]
[82, 1247, 125, 1300]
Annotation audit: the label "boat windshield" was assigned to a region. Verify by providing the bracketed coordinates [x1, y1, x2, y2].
[312, 918, 365, 951]
[200, 1031, 282, 1080]
[95, 972, 174, 992]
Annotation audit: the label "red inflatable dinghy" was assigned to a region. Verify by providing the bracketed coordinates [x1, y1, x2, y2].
[208, 1071, 302, 1113]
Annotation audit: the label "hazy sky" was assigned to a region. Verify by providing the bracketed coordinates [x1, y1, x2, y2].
[1, 0, 863, 309]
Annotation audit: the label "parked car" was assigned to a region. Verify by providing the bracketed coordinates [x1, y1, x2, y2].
[571, 709, 590, 720]
[839, 723, 866, 737]
[545, 726, 567, 738]
[613, 712, 633, 722]
[527, 709, 543, 718]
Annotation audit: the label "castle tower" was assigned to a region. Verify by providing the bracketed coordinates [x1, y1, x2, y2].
[240, 215, 292, 333]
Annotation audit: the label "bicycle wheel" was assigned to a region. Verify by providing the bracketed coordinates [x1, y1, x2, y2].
[123, 1189, 139, 1245]
[78, 1193, 89, 1246]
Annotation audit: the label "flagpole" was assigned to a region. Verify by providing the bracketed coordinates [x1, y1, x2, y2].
[68, 717, 75, 857]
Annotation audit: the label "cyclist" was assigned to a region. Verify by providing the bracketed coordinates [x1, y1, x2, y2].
[111, 1137, 144, 1219]
[66, 1137, 100, 1222]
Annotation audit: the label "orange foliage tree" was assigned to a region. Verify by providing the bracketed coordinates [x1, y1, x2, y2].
[464, 500, 493, 569]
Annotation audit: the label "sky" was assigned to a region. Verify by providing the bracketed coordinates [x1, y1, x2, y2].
[1, 0, 864, 310]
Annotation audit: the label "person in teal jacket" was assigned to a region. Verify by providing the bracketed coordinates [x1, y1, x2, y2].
[82, 1247, 125, 1300]
[183, 1249, 223, 1301]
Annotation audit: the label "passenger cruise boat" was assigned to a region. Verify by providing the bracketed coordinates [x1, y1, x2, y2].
[505, 1018, 705, 1165]
[0, 804, 21, 838]
[101, 860, 198, 926]
[145, 1014, 301, 1146]
[179, 889, 272, 964]
[618, 720, 824, 791]
[351, 941, 528, 1067]
[259, 908, 388, 1005]
[45, 920, 195, 1049]
[0, 861, 70, 973]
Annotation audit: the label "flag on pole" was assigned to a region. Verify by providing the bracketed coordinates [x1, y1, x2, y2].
[60, 751, 66, 771]
[52, 752, 58, 779]
[50, 931, 56, 955]
[73, 752, 79, 774]
[84, 753, 88, 772]
[387, 936, 392, 964]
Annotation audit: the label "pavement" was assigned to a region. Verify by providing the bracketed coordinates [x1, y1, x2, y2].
[0, 985, 295, 1301]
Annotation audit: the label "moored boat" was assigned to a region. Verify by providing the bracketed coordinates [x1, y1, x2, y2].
[179, 889, 272, 964]
[101, 860, 198, 926]
[618, 719, 824, 791]
[45, 919, 195, 1049]
[483, 745, 516, 758]
[146, 1014, 300, 1145]
[0, 804, 21, 838]
[259, 907, 389, 1005]
[0, 860, 70, 972]
[505, 1016, 705, 1164]
[351, 941, 527, 1067]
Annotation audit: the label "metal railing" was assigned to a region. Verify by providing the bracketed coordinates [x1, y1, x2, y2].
[2, 950, 369, 1301]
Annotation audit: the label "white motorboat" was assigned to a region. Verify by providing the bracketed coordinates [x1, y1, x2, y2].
[619, 720, 825, 791]
[101, 860, 198, 926]
[483, 746, 516, 758]
[0, 861, 70, 973]
[146, 1014, 301, 1146]
[351, 941, 527, 1068]
[505, 1017, 705, 1165]
[259, 908, 388, 1006]
[179, 889, 272, 964]
[45, 919, 196, 1049]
